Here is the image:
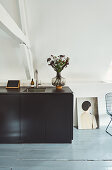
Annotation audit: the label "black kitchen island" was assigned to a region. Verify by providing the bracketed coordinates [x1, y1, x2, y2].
[0, 86, 73, 143]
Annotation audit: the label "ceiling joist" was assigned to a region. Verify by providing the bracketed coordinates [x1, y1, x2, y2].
[0, 3, 29, 46]
[0, 1, 34, 80]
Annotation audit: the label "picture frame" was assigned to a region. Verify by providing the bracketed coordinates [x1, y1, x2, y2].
[77, 97, 99, 129]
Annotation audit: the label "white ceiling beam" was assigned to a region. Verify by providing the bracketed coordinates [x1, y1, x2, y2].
[20, 43, 33, 79]
[0, 3, 29, 46]
[0, 1, 34, 79]
[18, 0, 34, 79]
[18, 0, 29, 38]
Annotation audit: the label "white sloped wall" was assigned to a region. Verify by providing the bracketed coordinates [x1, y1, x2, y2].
[26, 0, 112, 83]
[0, 0, 112, 83]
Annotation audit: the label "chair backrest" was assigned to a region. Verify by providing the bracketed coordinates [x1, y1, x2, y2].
[105, 93, 112, 116]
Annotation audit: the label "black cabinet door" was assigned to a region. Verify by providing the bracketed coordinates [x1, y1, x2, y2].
[21, 94, 45, 143]
[0, 94, 20, 143]
[45, 94, 73, 143]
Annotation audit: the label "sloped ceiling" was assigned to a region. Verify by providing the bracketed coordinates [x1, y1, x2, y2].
[26, 0, 112, 83]
[0, 0, 112, 83]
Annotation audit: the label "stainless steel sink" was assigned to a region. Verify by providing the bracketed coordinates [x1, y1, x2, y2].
[23, 87, 46, 93]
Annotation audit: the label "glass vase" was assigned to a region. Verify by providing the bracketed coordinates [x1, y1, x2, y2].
[52, 72, 65, 89]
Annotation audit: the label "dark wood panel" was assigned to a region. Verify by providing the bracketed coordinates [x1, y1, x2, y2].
[0, 87, 73, 143]
[20, 94, 45, 142]
[45, 94, 73, 143]
[0, 94, 20, 143]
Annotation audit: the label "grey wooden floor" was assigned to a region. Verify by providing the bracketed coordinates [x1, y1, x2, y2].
[0, 127, 112, 170]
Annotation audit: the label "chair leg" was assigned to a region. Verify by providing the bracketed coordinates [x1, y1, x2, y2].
[106, 118, 112, 136]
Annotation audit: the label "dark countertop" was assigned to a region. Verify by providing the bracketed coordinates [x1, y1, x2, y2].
[0, 86, 73, 94]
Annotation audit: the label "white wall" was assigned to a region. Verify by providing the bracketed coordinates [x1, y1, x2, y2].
[0, 0, 112, 82]
[26, 0, 112, 83]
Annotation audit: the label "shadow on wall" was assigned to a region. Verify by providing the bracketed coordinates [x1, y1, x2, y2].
[73, 98, 78, 127]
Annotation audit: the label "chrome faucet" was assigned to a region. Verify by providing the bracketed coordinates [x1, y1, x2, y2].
[35, 69, 39, 88]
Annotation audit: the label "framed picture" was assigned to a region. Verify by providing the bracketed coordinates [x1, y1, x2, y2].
[77, 97, 99, 129]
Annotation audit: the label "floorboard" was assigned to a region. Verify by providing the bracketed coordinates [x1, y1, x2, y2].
[0, 127, 112, 170]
